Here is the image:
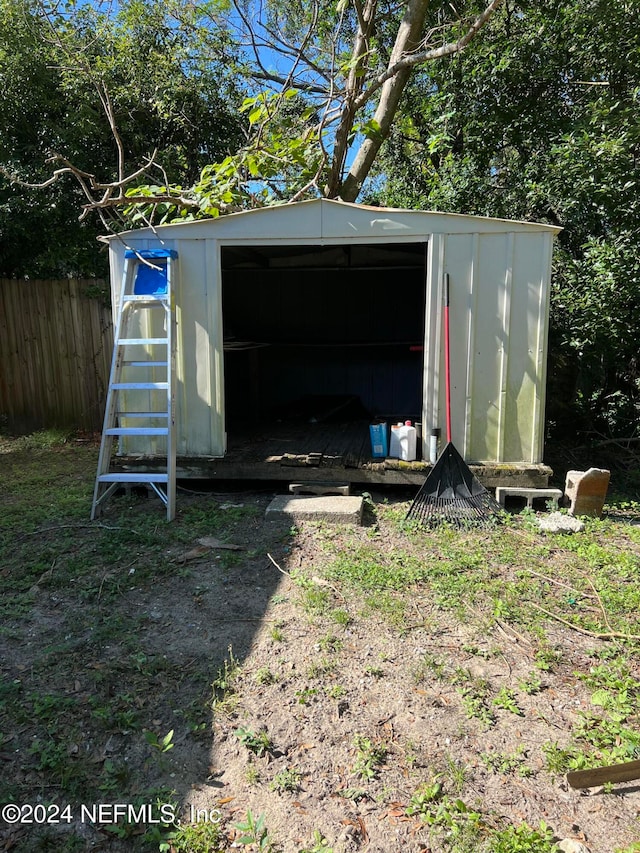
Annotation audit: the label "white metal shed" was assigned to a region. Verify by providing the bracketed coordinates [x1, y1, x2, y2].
[107, 199, 560, 486]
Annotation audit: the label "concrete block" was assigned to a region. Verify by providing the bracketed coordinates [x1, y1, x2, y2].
[495, 487, 563, 510]
[565, 468, 610, 517]
[266, 495, 364, 525]
[289, 482, 350, 496]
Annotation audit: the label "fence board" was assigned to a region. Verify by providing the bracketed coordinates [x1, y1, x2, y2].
[0, 279, 113, 432]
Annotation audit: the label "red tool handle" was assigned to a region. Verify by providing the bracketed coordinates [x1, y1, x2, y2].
[443, 273, 452, 443]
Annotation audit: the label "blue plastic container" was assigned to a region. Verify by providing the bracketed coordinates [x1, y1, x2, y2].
[369, 422, 388, 458]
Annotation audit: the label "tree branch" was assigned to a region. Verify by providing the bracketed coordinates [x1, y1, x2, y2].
[354, 0, 505, 112]
[231, 0, 332, 91]
[250, 69, 331, 96]
[91, 194, 200, 210]
[325, 0, 379, 196]
[338, 0, 504, 200]
[529, 603, 640, 642]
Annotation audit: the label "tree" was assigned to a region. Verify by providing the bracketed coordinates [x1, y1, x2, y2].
[374, 0, 640, 439]
[3, 0, 506, 228]
[0, 0, 245, 276]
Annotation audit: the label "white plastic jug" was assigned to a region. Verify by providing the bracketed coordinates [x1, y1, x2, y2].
[389, 421, 417, 461]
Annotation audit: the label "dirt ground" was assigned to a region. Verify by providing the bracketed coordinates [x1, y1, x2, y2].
[2, 473, 640, 853]
[170, 503, 640, 853]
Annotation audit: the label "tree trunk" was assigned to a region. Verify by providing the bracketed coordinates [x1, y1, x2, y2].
[336, 0, 430, 201]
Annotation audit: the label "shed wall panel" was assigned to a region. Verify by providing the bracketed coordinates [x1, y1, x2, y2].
[174, 239, 225, 456]
[112, 238, 226, 458]
[441, 233, 476, 451]
[503, 233, 548, 463]
[421, 236, 445, 444]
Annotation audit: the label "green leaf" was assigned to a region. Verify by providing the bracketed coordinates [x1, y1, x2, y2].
[590, 688, 610, 707]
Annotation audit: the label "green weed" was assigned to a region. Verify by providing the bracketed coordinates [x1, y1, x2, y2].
[295, 687, 318, 705]
[325, 544, 427, 590]
[481, 745, 532, 777]
[492, 687, 523, 716]
[144, 729, 175, 753]
[270, 624, 286, 642]
[211, 646, 241, 711]
[353, 734, 387, 780]
[298, 829, 334, 853]
[163, 817, 226, 853]
[245, 763, 261, 785]
[487, 821, 558, 852]
[408, 772, 556, 850]
[364, 665, 384, 679]
[413, 653, 446, 683]
[330, 607, 351, 626]
[301, 586, 332, 615]
[518, 671, 543, 695]
[542, 741, 585, 775]
[270, 767, 302, 793]
[534, 646, 562, 672]
[442, 753, 470, 792]
[98, 759, 131, 793]
[361, 590, 406, 626]
[235, 727, 273, 757]
[234, 809, 274, 852]
[406, 780, 444, 817]
[254, 667, 278, 685]
[457, 679, 496, 730]
[542, 654, 640, 772]
[307, 657, 337, 679]
[407, 785, 483, 847]
[336, 787, 367, 802]
[318, 633, 343, 653]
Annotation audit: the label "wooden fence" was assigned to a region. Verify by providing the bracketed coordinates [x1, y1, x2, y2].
[0, 278, 114, 432]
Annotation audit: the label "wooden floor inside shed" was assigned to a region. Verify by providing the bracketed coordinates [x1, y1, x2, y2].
[185, 423, 552, 487]
[229, 419, 373, 465]
[179, 419, 427, 486]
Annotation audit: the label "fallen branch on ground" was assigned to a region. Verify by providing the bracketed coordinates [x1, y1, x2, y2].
[529, 602, 640, 641]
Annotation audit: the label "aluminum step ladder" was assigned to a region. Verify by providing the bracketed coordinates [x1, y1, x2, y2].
[91, 248, 178, 521]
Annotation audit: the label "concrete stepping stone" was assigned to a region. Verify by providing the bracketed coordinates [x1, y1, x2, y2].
[266, 495, 364, 524]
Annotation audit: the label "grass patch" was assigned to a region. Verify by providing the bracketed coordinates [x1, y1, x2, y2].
[314, 509, 640, 639]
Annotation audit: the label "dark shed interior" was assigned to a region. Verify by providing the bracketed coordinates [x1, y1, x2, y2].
[221, 243, 427, 434]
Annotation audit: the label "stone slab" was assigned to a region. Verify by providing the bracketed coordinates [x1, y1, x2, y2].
[266, 495, 364, 524]
[289, 482, 351, 496]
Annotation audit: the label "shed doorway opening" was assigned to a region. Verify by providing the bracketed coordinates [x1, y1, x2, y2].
[221, 242, 427, 467]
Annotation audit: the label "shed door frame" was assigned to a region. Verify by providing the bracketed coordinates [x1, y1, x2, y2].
[218, 237, 431, 444]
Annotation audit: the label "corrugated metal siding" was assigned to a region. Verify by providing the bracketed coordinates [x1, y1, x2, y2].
[175, 239, 224, 456]
[423, 231, 552, 464]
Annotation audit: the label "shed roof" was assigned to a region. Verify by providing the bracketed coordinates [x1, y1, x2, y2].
[108, 198, 561, 244]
